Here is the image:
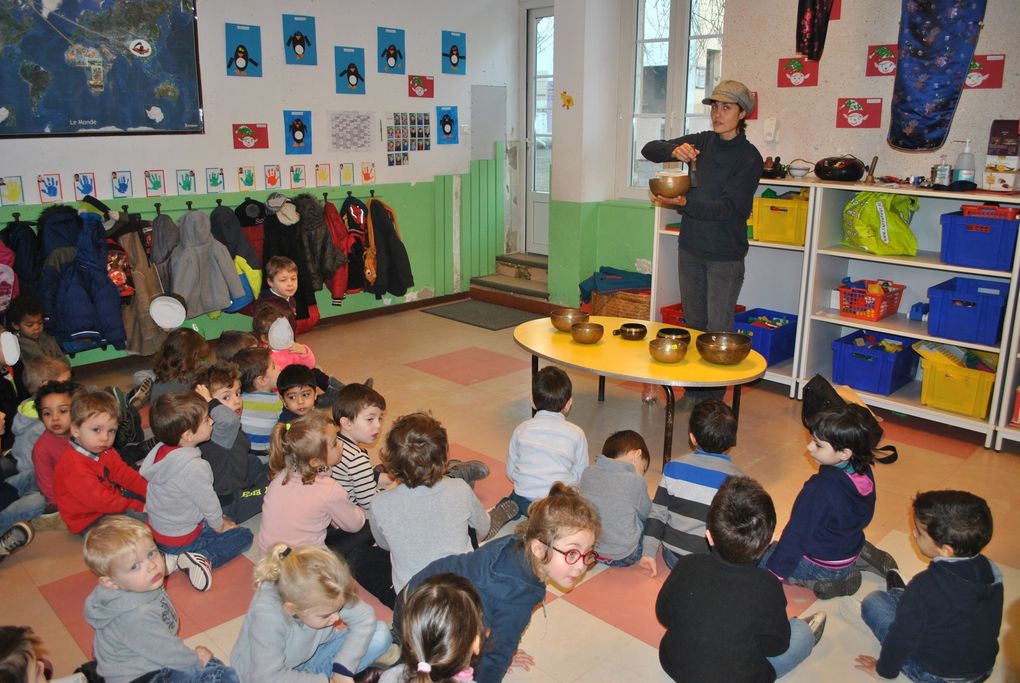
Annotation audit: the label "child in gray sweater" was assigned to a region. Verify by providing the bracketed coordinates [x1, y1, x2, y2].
[579, 430, 652, 566]
[82, 516, 239, 683]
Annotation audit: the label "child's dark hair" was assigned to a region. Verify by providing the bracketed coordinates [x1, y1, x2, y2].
[533, 366, 572, 413]
[399, 574, 486, 683]
[381, 412, 448, 488]
[706, 476, 776, 564]
[5, 294, 44, 327]
[517, 483, 602, 578]
[215, 330, 257, 361]
[601, 430, 650, 467]
[0, 625, 44, 681]
[197, 361, 240, 394]
[234, 347, 272, 393]
[689, 399, 737, 453]
[277, 364, 317, 395]
[913, 490, 993, 557]
[332, 383, 386, 424]
[23, 356, 71, 395]
[150, 391, 208, 446]
[810, 403, 875, 472]
[153, 328, 212, 383]
[252, 300, 295, 341]
[34, 379, 79, 413]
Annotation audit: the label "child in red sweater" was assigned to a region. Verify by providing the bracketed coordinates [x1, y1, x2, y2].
[31, 380, 79, 506]
[53, 389, 147, 534]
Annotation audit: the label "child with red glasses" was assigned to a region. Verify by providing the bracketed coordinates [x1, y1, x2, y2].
[395, 483, 602, 683]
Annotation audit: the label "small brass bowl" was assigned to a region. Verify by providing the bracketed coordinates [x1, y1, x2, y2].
[649, 338, 687, 363]
[657, 327, 692, 344]
[613, 323, 647, 341]
[696, 332, 753, 365]
[571, 322, 604, 344]
[550, 308, 589, 332]
[648, 174, 692, 199]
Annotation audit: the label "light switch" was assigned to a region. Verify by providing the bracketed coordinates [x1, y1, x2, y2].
[764, 117, 777, 142]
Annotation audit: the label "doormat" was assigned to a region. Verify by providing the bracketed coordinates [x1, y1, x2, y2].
[422, 300, 544, 330]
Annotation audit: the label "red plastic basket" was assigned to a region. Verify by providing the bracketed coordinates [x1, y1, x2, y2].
[837, 280, 905, 321]
[961, 204, 1020, 220]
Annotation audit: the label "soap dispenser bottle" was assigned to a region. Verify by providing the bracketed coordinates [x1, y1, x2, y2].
[952, 139, 975, 183]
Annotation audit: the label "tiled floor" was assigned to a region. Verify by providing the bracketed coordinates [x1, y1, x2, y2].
[4, 305, 1019, 681]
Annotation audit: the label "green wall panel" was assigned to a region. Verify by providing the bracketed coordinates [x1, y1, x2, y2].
[458, 142, 505, 287]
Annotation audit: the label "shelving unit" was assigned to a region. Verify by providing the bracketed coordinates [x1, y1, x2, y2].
[649, 178, 1020, 448]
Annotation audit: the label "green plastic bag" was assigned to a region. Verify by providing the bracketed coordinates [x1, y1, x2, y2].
[841, 191, 919, 256]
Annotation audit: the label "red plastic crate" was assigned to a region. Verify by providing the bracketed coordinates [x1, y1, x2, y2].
[837, 281, 905, 321]
[961, 204, 1020, 220]
[659, 302, 746, 326]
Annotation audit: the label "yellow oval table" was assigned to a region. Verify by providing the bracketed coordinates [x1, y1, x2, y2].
[513, 316, 766, 467]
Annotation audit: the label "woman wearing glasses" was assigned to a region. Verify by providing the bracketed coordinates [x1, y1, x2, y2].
[393, 483, 602, 683]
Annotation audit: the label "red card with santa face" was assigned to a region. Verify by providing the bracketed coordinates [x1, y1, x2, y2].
[777, 58, 818, 87]
[836, 98, 882, 129]
[865, 45, 898, 77]
[408, 75, 434, 98]
[965, 55, 1004, 89]
[232, 123, 269, 149]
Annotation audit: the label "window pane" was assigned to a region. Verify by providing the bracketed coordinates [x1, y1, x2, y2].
[535, 76, 553, 135]
[640, 0, 671, 40]
[535, 17, 554, 76]
[684, 37, 722, 114]
[533, 136, 552, 193]
[635, 41, 669, 114]
[631, 115, 665, 186]
[690, 0, 725, 36]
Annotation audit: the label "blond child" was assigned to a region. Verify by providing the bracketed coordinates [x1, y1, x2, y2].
[52, 389, 147, 535]
[256, 413, 366, 555]
[82, 516, 238, 683]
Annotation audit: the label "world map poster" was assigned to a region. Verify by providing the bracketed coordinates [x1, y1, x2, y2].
[0, 0, 203, 137]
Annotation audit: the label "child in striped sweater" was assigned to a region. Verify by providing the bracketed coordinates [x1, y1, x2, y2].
[234, 347, 282, 463]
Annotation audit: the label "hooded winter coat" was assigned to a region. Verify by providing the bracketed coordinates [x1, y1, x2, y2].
[84, 583, 203, 683]
[366, 198, 413, 299]
[211, 205, 260, 269]
[139, 443, 225, 539]
[116, 221, 168, 356]
[262, 205, 318, 322]
[292, 194, 345, 292]
[148, 213, 180, 293]
[168, 211, 246, 318]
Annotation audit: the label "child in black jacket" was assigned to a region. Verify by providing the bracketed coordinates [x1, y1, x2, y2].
[856, 490, 1003, 681]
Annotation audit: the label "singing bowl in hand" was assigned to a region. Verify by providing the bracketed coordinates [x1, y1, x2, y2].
[648, 174, 692, 199]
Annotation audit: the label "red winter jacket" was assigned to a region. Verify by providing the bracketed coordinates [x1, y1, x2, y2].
[53, 444, 147, 533]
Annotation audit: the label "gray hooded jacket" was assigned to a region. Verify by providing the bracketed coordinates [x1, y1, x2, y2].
[168, 210, 245, 318]
[84, 583, 201, 683]
[140, 443, 225, 537]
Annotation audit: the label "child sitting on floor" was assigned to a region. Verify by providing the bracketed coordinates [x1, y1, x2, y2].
[257, 412, 366, 555]
[331, 383, 387, 513]
[277, 364, 318, 424]
[230, 544, 393, 682]
[6, 295, 68, 364]
[82, 516, 239, 683]
[214, 330, 257, 362]
[640, 399, 744, 577]
[502, 366, 588, 517]
[0, 624, 85, 683]
[140, 391, 254, 589]
[196, 361, 268, 523]
[370, 413, 492, 595]
[234, 347, 283, 462]
[762, 403, 897, 599]
[12, 356, 71, 487]
[52, 389, 147, 535]
[580, 429, 652, 567]
[148, 328, 214, 406]
[855, 490, 1003, 682]
[656, 476, 826, 682]
[31, 380, 78, 509]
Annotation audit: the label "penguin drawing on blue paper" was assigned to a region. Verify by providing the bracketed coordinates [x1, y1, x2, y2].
[442, 43, 464, 71]
[343, 62, 364, 89]
[440, 113, 455, 138]
[380, 44, 403, 71]
[228, 45, 258, 76]
[289, 117, 307, 148]
[286, 31, 311, 60]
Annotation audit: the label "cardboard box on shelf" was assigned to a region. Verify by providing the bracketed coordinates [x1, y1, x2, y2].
[984, 119, 1019, 192]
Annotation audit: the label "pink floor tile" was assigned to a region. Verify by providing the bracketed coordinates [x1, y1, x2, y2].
[876, 411, 982, 459]
[406, 347, 530, 386]
[449, 443, 512, 509]
[782, 583, 817, 618]
[559, 554, 669, 648]
[40, 557, 254, 657]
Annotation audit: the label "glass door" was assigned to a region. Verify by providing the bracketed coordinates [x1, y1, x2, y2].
[525, 7, 553, 255]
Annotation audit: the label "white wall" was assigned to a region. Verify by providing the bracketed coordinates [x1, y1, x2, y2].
[724, 0, 1019, 179]
[0, 0, 516, 196]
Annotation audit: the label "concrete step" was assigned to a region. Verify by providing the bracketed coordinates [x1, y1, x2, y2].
[469, 273, 549, 301]
[495, 252, 548, 284]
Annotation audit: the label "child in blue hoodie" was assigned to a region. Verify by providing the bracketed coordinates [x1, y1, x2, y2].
[762, 404, 894, 599]
[139, 391, 253, 587]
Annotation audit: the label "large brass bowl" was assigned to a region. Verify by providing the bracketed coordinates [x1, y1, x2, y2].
[656, 327, 691, 344]
[696, 332, 753, 365]
[648, 174, 692, 199]
[571, 322, 604, 344]
[550, 308, 589, 332]
[649, 338, 687, 363]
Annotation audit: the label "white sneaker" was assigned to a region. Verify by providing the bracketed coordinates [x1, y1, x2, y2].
[175, 551, 213, 591]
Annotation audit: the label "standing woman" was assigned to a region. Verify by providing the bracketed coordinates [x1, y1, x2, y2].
[642, 80, 763, 403]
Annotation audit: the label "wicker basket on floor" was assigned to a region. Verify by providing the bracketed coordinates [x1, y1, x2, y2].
[591, 290, 651, 320]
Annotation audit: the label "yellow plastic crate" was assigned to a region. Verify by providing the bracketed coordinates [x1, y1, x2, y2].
[919, 356, 996, 419]
[751, 197, 809, 245]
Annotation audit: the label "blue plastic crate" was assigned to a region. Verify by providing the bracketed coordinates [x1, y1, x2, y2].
[940, 212, 1018, 272]
[733, 308, 798, 365]
[927, 277, 1008, 345]
[831, 330, 919, 395]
